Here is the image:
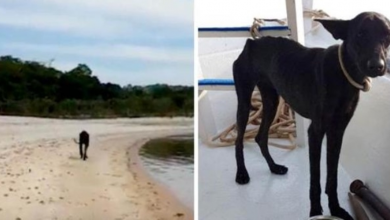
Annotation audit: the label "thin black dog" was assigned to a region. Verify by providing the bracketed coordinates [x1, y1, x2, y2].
[233, 12, 390, 219]
[74, 130, 90, 161]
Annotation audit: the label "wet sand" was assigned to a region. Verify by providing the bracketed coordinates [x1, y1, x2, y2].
[139, 137, 194, 210]
[0, 116, 193, 220]
[128, 139, 193, 220]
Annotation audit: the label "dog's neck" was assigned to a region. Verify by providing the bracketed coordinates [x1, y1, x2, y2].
[338, 43, 372, 92]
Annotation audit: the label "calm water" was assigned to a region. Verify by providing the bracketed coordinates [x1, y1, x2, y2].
[139, 134, 194, 209]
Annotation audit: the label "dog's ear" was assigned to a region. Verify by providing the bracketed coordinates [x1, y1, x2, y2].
[385, 17, 390, 30]
[315, 19, 349, 40]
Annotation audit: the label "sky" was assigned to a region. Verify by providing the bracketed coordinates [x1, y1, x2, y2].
[2, 1, 389, 87]
[0, 0, 194, 86]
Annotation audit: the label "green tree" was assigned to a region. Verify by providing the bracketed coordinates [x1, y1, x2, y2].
[0, 55, 194, 118]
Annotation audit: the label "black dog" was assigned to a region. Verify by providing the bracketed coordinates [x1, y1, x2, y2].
[73, 130, 90, 161]
[233, 12, 390, 219]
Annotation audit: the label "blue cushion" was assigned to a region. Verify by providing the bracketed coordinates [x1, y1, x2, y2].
[198, 26, 289, 32]
[198, 79, 235, 86]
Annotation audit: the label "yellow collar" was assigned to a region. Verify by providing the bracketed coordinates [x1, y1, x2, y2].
[338, 44, 372, 92]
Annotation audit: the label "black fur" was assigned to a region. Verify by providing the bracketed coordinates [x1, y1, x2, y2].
[233, 12, 390, 219]
[74, 130, 90, 161]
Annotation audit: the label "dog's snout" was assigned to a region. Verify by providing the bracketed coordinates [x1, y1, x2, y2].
[367, 58, 385, 71]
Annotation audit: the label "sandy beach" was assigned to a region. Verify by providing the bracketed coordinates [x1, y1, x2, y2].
[0, 116, 194, 220]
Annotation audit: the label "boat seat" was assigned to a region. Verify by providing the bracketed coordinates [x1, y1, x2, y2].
[198, 79, 235, 91]
[198, 26, 290, 38]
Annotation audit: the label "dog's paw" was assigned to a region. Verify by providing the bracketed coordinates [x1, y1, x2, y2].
[330, 206, 354, 220]
[270, 164, 288, 175]
[309, 206, 323, 217]
[235, 169, 250, 184]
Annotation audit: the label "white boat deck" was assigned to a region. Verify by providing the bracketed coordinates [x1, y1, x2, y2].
[197, 1, 390, 219]
[199, 139, 354, 220]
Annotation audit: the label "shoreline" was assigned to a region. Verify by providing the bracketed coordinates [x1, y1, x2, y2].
[127, 138, 194, 220]
[0, 116, 193, 220]
[0, 114, 194, 121]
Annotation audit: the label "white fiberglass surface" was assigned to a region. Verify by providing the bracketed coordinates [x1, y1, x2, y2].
[341, 77, 390, 209]
[199, 140, 354, 220]
[196, 0, 287, 28]
[196, 0, 390, 28]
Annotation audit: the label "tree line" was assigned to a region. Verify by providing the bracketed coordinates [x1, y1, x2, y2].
[0, 56, 194, 118]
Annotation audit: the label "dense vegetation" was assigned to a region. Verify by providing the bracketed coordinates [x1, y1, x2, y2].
[0, 56, 194, 118]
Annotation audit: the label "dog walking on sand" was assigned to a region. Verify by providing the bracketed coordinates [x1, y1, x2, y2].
[74, 130, 90, 161]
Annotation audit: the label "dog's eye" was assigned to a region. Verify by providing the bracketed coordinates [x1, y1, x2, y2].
[357, 31, 364, 37]
[381, 37, 390, 47]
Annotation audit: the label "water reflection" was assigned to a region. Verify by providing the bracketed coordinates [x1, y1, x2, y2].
[139, 136, 194, 165]
[138, 134, 194, 209]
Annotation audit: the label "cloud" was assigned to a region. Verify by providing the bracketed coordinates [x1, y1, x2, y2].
[0, 7, 127, 39]
[0, 0, 193, 39]
[33, 0, 193, 26]
[49, 60, 193, 86]
[92, 66, 194, 86]
[0, 0, 194, 86]
[2, 42, 193, 64]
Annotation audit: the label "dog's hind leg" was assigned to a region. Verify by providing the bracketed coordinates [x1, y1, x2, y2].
[79, 142, 83, 159]
[325, 117, 353, 220]
[234, 78, 256, 185]
[308, 122, 326, 217]
[255, 85, 288, 175]
[83, 143, 89, 160]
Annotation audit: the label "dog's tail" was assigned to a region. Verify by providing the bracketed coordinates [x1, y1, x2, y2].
[73, 138, 79, 144]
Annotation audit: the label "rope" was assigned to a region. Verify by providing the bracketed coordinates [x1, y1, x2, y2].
[303, 9, 333, 35]
[250, 18, 287, 39]
[206, 91, 297, 150]
[303, 9, 330, 18]
[338, 43, 372, 92]
[205, 10, 343, 149]
[250, 9, 333, 38]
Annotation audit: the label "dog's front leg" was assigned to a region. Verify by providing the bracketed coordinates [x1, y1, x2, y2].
[308, 122, 325, 217]
[256, 86, 288, 175]
[325, 118, 354, 220]
[79, 143, 83, 159]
